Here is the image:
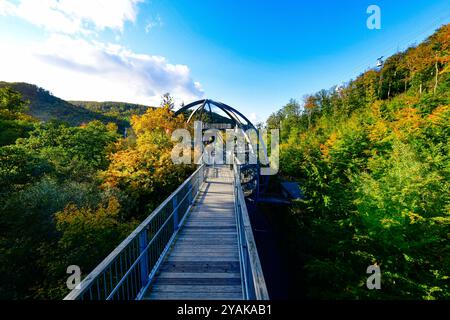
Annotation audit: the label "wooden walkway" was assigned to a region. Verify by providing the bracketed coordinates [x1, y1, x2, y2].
[143, 165, 243, 300]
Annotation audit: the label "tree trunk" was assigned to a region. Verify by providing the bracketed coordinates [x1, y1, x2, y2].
[434, 58, 439, 95]
[388, 80, 391, 99]
[378, 74, 383, 99]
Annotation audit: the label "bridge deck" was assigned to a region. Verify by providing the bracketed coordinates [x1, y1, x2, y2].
[143, 165, 243, 300]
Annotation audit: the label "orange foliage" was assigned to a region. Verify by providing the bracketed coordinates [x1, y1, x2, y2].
[131, 106, 185, 136]
[433, 24, 450, 64]
[320, 131, 339, 158]
[101, 105, 192, 196]
[369, 121, 389, 142]
[392, 107, 424, 138]
[428, 105, 450, 126]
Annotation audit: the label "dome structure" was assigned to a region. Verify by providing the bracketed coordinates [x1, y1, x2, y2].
[175, 99, 254, 129]
[174, 99, 270, 199]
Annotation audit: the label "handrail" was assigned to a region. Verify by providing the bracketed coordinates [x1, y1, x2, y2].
[233, 159, 269, 300]
[64, 164, 205, 300]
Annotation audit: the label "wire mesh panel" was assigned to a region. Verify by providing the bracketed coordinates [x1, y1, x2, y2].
[64, 165, 205, 300]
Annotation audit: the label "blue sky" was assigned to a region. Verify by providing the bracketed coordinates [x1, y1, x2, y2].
[0, 0, 449, 123]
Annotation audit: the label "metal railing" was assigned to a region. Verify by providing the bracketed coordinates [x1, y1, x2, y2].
[233, 160, 269, 300]
[64, 165, 205, 300]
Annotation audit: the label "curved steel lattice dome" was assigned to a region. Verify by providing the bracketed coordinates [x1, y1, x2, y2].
[174, 99, 269, 198]
[175, 99, 256, 130]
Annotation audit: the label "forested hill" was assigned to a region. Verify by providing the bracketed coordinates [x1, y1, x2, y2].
[266, 23, 449, 299]
[70, 101, 151, 120]
[0, 82, 151, 129]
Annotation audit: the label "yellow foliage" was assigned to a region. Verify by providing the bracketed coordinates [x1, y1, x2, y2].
[380, 217, 401, 228]
[408, 212, 425, 224]
[392, 107, 424, 138]
[369, 120, 389, 142]
[101, 105, 193, 198]
[56, 197, 121, 227]
[369, 101, 383, 118]
[402, 95, 420, 107]
[320, 131, 339, 158]
[106, 122, 118, 133]
[131, 106, 185, 136]
[428, 105, 450, 126]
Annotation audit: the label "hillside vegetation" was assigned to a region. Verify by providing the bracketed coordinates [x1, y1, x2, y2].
[70, 101, 151, 121]
[267, 23, 450, 299]
[0, 82, 151, 131]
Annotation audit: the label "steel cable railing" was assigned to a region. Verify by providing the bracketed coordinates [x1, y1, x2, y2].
[233, 159, 269, 300]
[63, 165, 205, 300]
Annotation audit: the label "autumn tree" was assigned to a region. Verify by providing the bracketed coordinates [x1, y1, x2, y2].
[102, 102, 193, 221]
[429, 24, 450, 93]
[303, 95, 318, 128]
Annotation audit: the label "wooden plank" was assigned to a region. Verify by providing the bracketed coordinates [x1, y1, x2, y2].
[169, 252, 238, 257]
[175, 234, 237, 239]
[171, 249, 238, 254]
[173, 241, 237, 246]
[150, 285, 242, 293]
[176, 232, 237, 236]
[186, 220, 235, 222]
[160, 261, 240, 273]
[167, 257, 239, 262]
[183, 222, 236, 226]
[144, 292, 242, 300]
[156, 272, 241, 279]
[153, 278, 241, 286]
[172, 245, 238, 250]
[181, 226, 236, 230]
[169, 249, 238, 255]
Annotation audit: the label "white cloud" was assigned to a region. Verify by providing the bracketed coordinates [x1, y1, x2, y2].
[0, 35, 204, 105]
[145, 15, 162, 33]
[0, 0, 143, 34]
[0, 1, 15, 15]
[0, 0, 203, 105]
[0, 0, 204, 105]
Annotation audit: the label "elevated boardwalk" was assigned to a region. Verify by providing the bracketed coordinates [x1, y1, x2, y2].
[63, 162, 268, 301]
[144, 166, 242, 300]
[63, 101, 272, 301]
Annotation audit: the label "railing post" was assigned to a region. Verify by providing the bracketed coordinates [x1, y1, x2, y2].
[188, 181, 193, 205]
[139, 231, 149, 288]
[173, 196, 179, 230]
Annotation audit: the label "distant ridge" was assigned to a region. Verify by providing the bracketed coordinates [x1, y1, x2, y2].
[0, 82, 152, 130]
[70, 101, 151, 119]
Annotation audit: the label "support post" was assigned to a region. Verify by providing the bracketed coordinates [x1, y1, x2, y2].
[188, 180, 193, 205]
[173, 196, 179, 231]
[139, 231, 149, 287]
